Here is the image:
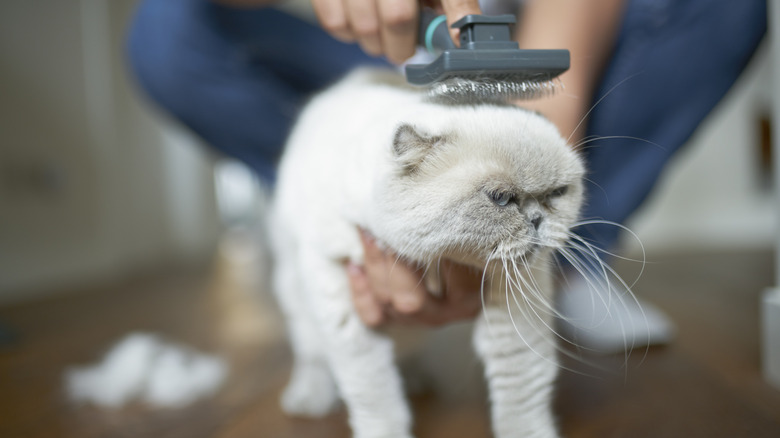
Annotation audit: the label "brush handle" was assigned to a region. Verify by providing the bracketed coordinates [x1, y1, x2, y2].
[453, 14, 519, 50]
[419, 9, 456, 53]
[419, 10, 520, 53]
[406, 10, 569, 88]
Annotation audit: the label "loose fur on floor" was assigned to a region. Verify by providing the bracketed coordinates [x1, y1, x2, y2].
[65, 333, 227, 409]
[269, 68, 592, 438]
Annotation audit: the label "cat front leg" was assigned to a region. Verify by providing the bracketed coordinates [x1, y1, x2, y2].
[274, 250, 340, 417]
[301, 250, 413, 438]
[474, 305, 561, 438]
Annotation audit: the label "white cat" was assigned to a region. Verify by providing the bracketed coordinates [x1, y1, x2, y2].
[269, 68, 585, 438]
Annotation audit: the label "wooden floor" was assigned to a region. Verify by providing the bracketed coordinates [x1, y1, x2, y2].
[1, 239, 779, 438]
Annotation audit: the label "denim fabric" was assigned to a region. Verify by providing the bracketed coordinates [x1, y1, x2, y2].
[127, 0, 387, 182]
[576, 0, 766, 248]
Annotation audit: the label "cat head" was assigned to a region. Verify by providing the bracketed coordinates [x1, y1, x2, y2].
[371, 105, 584, 267]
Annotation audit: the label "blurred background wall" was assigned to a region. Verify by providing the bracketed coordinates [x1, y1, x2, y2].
[0, 0, 774, 305]
[0, 0, 221, 304]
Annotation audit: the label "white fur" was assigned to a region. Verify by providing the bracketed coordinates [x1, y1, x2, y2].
[269, 68, 585, 438]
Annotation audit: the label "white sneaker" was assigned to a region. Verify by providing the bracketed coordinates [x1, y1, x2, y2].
[557, 275, 676, 354]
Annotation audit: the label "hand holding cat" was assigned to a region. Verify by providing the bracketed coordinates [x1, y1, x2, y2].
[310, 0, 482, 64]
[347, 229, 483, 327]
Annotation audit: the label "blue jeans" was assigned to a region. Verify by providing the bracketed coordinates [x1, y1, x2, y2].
[127, 0, 389, 182]
[126, 0, 766, 250]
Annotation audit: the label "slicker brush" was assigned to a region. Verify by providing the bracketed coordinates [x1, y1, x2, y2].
[405, 11, 569, 105]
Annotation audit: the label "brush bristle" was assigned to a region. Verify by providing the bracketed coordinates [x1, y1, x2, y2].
[425, 77, 561, 105]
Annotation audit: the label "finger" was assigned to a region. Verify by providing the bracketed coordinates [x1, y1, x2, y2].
[347, 262, 385, 327]
[388, 260, 482, 326]
[441, 287, 483, 321]
[377, 0, 417, 64]
[440, 259, 483, 304]
[359, 228, 384, 266]
[387, 258, 428, 315]
[345, 0, 383, 56]
[387, 291, 481, 327]
[358, 228, 427, 315]
[440, 0, 482, 22]
[439, 0, 482, 44]
[311, 0, 355, 42]
[358, 228, 395, 303]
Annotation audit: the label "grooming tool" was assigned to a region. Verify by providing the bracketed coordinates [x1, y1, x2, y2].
[405, 10, 570, 104]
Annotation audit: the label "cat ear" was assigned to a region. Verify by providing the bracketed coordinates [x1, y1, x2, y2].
[392, 124, 441, 173]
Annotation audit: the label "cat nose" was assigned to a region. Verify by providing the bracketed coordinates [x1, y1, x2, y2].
[530, 213, 543, 230]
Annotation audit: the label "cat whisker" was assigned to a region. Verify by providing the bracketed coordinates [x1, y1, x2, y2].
[501, 259, 561, 370]
[561, 234, 646, 265]
[501, 256, 609, 375]
[556, 248, 615, 324]
[555, 246, 645, 369]
[512, 257, 548, 311]
[572, 219, 648, 276]
[559, 241, 614, 295]
[566, 72, 642, 146]
[570, 135, 664, 152]
[566, 227, 646, 291]
[556, 244, 647, 361]
[480, 249, 501, 338]
[555, 227, 653, 366]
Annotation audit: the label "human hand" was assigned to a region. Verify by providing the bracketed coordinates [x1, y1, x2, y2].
[311, 0, 482, 64]
[346, 229, 483, 327]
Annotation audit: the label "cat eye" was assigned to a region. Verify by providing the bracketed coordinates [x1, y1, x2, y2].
[489, 191, 514, 207]
[548, 186, 568, 198]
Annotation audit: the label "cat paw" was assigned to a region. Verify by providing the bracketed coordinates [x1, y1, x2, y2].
[280, 363, 340, 417]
